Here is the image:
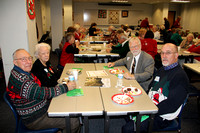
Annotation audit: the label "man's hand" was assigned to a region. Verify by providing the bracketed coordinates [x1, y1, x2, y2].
[108, 62, 115, 67]
[124, 72, 135, 80]
[66, 81, 76, 91]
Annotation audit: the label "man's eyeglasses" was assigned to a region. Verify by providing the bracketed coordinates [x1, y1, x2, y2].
[15, 56, 33, 62]
[160, 51, 177, 56]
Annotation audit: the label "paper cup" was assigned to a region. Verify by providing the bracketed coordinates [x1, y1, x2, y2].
[73, 70, 78, 81]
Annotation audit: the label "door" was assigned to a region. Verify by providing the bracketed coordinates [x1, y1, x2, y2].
[168, 11, 176, 29]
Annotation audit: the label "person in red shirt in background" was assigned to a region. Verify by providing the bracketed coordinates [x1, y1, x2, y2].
[140, 30, 157, 59]
[140, 17, 149, 29]
[60, 33, 79, 67]
[187, 39, 200, 63]
[173, 16, 182, 29]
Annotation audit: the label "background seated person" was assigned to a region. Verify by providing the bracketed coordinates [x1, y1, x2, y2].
[138, 28, 147, 40]
[7, 49, 80, 132]
[140, 30, 157, 59]
[152, 25, 160, 40]
[106, 33, 130, 59]
[170, 28, 183, 46]
[105, 25, 116, 43]
[66, 26, 80, 41]
[107, 29, 124, 46]
[123, 25, 131, 37]
[108, 37, 154, 92]
[31, 43, 59, 87]
[122, 43, 189, 133]
[187, 39, 200, 63]
[60, 33, 79, 67]
[180, 33, 195, 49]
[160, 25, 168, 43]
[88, 22, 100, 36]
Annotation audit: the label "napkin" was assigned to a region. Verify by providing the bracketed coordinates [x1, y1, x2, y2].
[132, 115, 149, 122]
[104, 66, 114, 69]
[72, 68, 83, 70]
[67, 89, 84, 97]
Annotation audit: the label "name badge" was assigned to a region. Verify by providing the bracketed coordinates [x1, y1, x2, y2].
[154, 76, 160, 82]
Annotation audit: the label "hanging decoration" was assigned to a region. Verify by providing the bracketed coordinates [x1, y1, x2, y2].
[27, 0, 35, 19]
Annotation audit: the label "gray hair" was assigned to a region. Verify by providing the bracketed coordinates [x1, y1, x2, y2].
[129, 37, 141, 46]
[109, 26, 115, 31]
[186, 33, 194, 39]
[119, 33, 128, 40]
[12, 48, 26, 60]
[74, 23, 80, 31]
[34, 43, 51, 58]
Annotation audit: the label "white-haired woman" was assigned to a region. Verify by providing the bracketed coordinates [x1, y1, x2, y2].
[180, 33, 195, 48]
[31, 43, 59, 87]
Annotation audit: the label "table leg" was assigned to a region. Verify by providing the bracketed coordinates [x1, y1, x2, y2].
[65, 116, 71, 133]
[104, 113, 110, 133]
[83, 116, 89, 133]
[136, 114, 141, 133]
[148, 114, 155, 133]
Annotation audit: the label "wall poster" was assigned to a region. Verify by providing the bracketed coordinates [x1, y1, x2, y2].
[108, 10, 119, 24]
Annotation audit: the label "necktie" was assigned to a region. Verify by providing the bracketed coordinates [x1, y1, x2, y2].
[132, 57, 136, 74]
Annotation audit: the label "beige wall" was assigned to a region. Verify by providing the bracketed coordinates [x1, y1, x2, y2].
[181, 3, 200, 33]
[64, 0, 73, 31]
[0, 0, 37, 84]
[73, 2, 153, 28]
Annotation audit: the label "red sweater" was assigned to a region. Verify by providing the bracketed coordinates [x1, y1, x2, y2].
[60, 42, 78, 66]
[140, 38, 157, 59]
[187, 44, 200, 61]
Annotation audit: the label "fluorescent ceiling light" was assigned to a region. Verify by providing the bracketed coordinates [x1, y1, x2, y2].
[171, 0, 190, 3]
[112, 0, 128, 2]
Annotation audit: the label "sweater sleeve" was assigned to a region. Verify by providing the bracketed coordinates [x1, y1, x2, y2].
[188, 44, 200, 53]
[157, 71, 188, 115]
[23, 80, 68, 101]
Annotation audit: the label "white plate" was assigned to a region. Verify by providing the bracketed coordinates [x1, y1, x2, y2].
[122, 87, 142, 96]
[111, 94, 134, 105]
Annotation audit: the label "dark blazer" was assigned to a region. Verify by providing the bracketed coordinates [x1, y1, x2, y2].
[114, 51, 155, 91]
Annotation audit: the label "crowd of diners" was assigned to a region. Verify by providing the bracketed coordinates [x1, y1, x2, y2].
[5, 16, 200, 133]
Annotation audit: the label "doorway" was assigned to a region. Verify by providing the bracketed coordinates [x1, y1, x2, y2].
[168, 11, 176, 29]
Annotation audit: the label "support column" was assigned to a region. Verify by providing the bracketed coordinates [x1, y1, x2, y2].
[50, 0, 63, 51]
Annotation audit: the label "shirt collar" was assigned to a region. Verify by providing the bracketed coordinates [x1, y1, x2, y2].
[163, 62, 178, 70]
[122, 37, 131, 47]
[13, 65, 30, 75]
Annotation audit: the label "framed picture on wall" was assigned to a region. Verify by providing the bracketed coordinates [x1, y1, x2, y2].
[98, 10, 107, 18]
[122, 10, 128, 17]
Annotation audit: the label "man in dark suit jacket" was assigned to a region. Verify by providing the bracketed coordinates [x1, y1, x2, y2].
[108, 37, 154, 91]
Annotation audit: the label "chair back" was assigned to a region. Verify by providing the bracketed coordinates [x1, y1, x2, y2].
[3, 92, 60, 133]
[177, 95, 188, 130]
[155, 95, 188, 132]
[3, 92, 19, 133]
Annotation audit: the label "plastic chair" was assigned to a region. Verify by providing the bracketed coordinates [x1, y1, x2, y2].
[3, 92, 60, 133]
[155, 95, 188, 133]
